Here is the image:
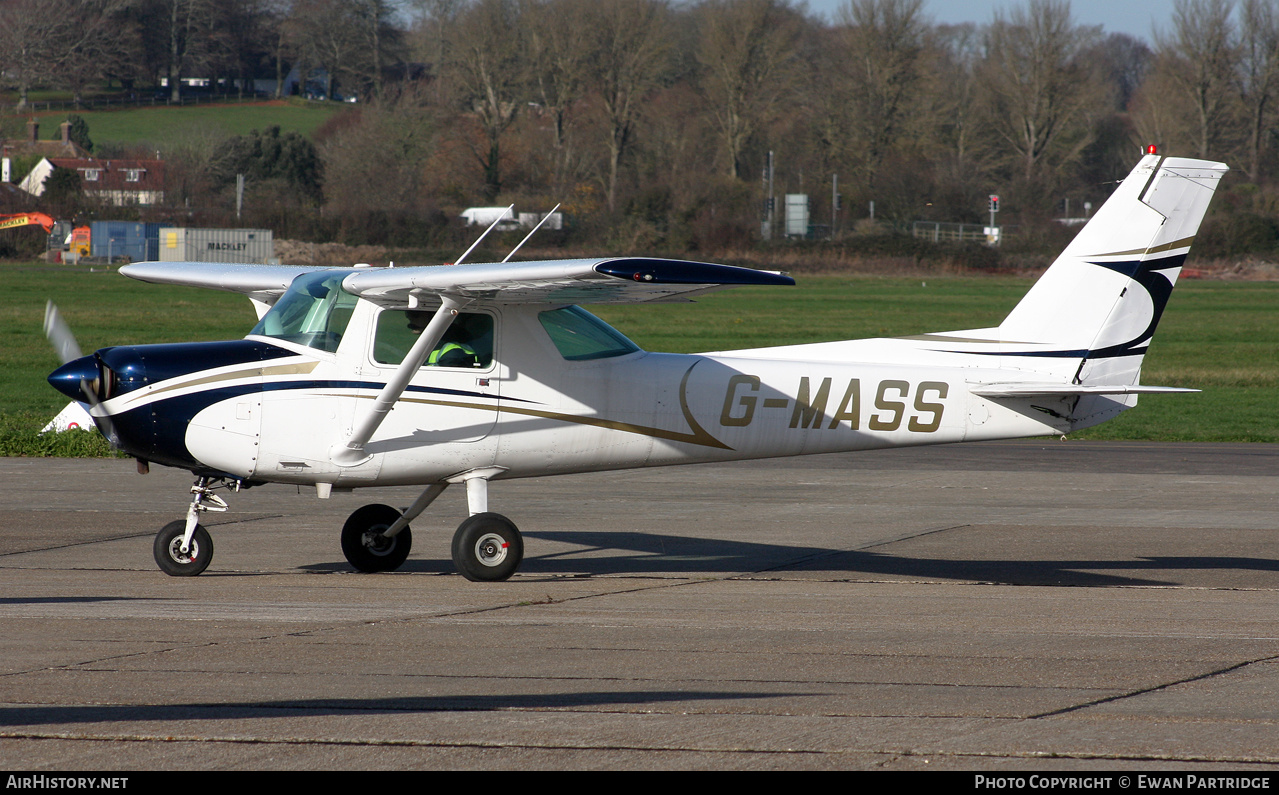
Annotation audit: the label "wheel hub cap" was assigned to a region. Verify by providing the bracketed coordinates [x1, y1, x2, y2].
[167, 537, 199, 564]
[474, 533, 508, 567]
[363, 529, 394, 556]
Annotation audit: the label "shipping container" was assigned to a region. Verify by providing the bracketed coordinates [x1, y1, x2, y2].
[89, 221, 172, 262]
[785, 194, 809, 238]
[158, 227, 274, 264]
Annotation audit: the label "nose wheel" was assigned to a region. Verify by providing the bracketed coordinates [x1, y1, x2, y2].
[153, 476, 237, 576]
[154, 520, 213, 576]
[452, 512, 523, 582]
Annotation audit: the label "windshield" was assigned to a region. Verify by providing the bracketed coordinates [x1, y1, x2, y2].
[251, 271, 358, 353]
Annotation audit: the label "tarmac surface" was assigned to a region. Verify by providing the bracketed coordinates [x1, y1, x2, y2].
[1, 440, 1278, 771]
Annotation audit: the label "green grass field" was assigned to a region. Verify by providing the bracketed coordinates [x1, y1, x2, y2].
[28, 99, 341, 148]
[2, 263, 1275, 456]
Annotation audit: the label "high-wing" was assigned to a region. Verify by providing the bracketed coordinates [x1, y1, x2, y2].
[120, 261, 320, 305]
[120, 257, 794, 308]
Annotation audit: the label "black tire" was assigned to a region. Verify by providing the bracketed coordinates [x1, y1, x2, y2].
[341, 504, 412, 572]
[154, 520, 213, 577]
[451, 512, 523, 582]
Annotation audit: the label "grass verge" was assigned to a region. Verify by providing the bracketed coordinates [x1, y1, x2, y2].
[27, 99, 341, 148]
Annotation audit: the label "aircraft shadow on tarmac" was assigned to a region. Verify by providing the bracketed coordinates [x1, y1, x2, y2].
[0, 690, 797, 727]
[298, 530, 1279, 588]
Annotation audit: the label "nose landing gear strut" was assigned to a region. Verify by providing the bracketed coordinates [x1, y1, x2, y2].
[153, 476, 240, 577]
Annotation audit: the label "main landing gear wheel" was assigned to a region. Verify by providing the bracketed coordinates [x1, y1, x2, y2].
[341, 504, 412, 572]
[154, 520, 213, 577]
[452, 512, 523, 582]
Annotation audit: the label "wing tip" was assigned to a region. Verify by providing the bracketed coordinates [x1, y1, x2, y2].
[595, 258, 795, 286]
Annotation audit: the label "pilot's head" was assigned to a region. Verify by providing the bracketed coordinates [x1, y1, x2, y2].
[406, 311, 432, 334]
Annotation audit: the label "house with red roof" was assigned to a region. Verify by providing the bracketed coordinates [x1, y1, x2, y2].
[19, 156, 165, 206]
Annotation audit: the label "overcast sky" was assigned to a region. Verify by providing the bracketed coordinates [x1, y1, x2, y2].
[804, 0, 1178, 43]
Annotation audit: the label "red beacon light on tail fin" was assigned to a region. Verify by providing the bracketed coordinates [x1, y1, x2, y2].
[1146, 144, 1159, 155]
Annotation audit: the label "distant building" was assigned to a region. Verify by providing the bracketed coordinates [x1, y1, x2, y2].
[20, 157, 166, 206]
[462, 207, 563, 231]
[0, 120, 92, 161]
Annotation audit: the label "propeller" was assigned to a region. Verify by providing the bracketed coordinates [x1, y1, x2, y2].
[44, 300, 120, 448]
[43, 301, 82, 364]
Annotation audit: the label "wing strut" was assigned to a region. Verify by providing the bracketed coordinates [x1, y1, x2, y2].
[330, 294, 472, 467]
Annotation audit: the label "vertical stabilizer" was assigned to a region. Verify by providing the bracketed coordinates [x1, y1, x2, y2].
[998, 154, 1228, 386]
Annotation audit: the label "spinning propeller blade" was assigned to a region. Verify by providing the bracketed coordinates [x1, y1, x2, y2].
[44, 300, 120, 448]
[43, 301, 82, 364]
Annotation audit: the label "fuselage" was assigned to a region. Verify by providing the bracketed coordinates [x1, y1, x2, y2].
[52, 295, 1072, 488]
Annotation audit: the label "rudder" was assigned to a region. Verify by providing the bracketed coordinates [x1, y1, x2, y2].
[997, 154, 1228, 386]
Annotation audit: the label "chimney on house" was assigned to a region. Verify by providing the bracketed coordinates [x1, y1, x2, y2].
[27, 119, 38, 143]
[60, 121, 71, 145]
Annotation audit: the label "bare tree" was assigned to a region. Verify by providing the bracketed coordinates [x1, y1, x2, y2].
[406, 0, 464, 67]
[932, 23, 984, 172]
[259, 0, 293, 97]
[445, 0, 526, 202]
[1237, 0, 1279, 179]
[920, 21, 1002, 221]
[286, 0, 369, 100]
[1151, 0, 1239, 159]
[320, 84, 438, 214]
[522, 0, 599, 190]
[694, 0, 804, 180]
[349, 0, 406, 101]
[976, 0, 1105, 186]
[588, 0, 674, 212]
[842, 0, 932, 187]
[154, 0, 227, 102]
[0, 0, 134, 108]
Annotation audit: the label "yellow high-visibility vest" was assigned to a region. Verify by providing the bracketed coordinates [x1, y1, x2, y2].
[428, 341, 479, 367]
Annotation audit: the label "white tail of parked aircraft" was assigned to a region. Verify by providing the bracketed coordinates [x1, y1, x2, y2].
[47, 152, 1228, 580]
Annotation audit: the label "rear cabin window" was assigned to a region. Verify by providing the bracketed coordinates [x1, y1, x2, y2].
[374, 310, 494, 368]
[538, 306, 640, 361]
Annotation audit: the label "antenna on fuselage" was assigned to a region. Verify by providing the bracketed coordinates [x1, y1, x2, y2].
[502, 203, 561, 263]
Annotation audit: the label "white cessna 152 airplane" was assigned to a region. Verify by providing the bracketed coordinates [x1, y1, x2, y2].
[46, 151, 1226, 581]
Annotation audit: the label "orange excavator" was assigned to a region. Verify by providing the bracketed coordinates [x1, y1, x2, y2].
[0, 212, 57, 233]
[0, 213, 90, 258]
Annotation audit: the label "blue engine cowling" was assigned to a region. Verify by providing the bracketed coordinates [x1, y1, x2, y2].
[49, 340, 293, 472]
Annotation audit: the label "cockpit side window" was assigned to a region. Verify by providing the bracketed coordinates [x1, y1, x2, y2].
[251, 271, 358, 353]
[538, 306, 641, 361]
[373, 310, 494, 368]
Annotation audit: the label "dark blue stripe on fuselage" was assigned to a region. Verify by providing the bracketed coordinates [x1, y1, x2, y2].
[101, 335, 520, 473]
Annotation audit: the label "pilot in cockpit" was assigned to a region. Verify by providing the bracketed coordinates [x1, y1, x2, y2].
[405, 311, 488, 368]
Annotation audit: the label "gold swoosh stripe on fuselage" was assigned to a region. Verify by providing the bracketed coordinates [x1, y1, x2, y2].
[136, 361, 320, 401]
[384, 396, 732, 450]
[344, 364, 731, 450]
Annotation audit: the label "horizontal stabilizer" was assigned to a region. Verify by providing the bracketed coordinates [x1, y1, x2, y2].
[971, 383, 1199, 398]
